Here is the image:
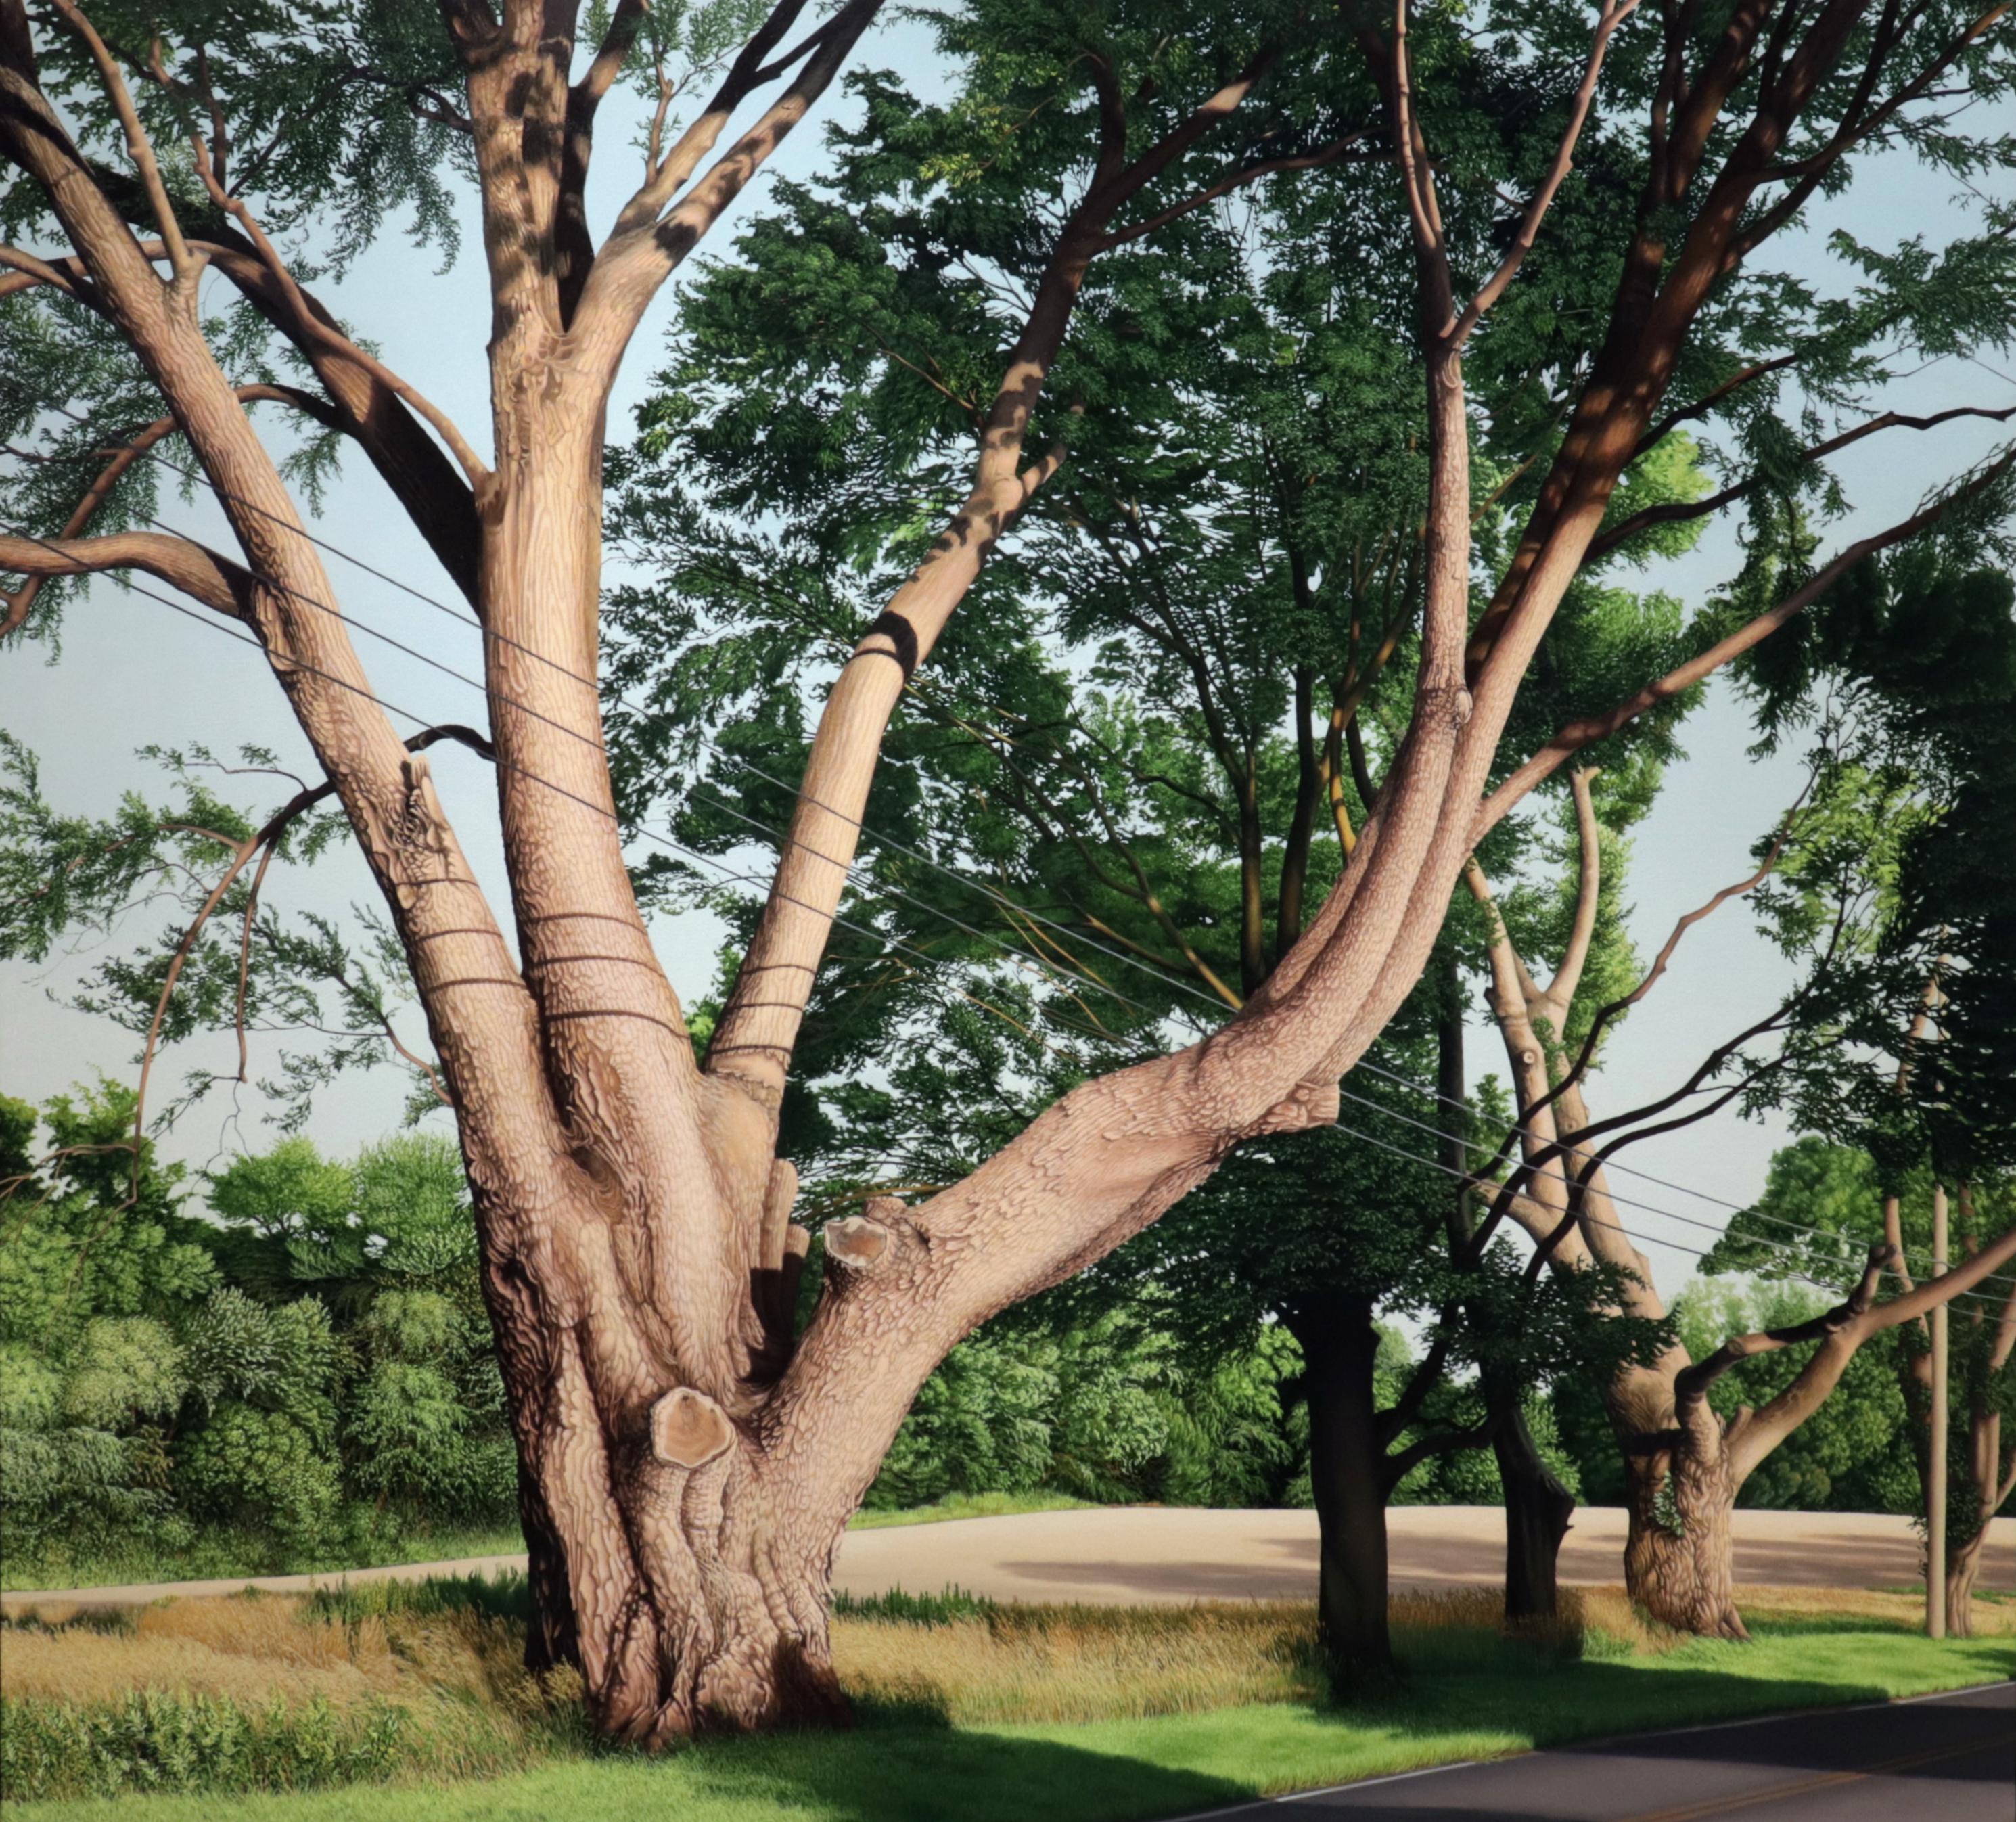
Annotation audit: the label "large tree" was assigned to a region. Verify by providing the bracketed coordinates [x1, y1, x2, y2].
[4, 0, 2015, 1738]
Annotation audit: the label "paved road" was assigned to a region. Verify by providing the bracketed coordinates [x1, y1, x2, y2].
[5, 1505, 2011, 1610]
[1183, 1681, 2016, 1820]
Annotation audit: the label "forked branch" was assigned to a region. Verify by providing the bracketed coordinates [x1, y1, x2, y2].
[1474, 443, 2016, 836]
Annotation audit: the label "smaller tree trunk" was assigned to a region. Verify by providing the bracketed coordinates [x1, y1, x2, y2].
[1493, 1398, 1575, 1622]
[1946, 1405, 2006, 1640]
[1293, 1298, 1396, 1677]
[1946, 1526, 1988, 1638]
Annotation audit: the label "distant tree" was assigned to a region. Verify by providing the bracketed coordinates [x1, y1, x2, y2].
[1467, 737, 2016, 1638]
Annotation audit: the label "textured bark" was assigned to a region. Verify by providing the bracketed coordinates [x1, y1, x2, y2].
[1494, 1401, 1576, 1623]
[1947, 1518, 1988, 1639]
[1620, 1419, 1747, 1639]
[1946, 1263, 2016, 1639]
[1290, 1298, 1395, 1674]
[1468, 817, 1718, 1628]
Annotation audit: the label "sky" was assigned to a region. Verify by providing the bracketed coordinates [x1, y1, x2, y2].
[4, 14, 2012, 1301]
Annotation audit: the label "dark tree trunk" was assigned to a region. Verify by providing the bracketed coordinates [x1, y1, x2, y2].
[1493, 1396, 1575, 1622]
[1293, 1296, 1394, 1676]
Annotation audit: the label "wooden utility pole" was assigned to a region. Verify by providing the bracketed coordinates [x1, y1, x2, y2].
[1927, 1180, 1949, 1639]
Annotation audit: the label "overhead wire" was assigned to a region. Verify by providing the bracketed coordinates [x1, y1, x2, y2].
[13, 518, 2015, 1324]
[3, 422, 1849, 1215]
[5, 415, 1841, 1204]
[7, 415, 2007, 1304]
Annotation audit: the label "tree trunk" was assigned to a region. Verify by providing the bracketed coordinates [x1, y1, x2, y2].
[1292, 1297, 1395, 1676]
[1946, 1403, 2004, 1640]
[1493, 1398, 1575, 1622]
[1620, 1420, 1747, 1640]
[1620, 1459, 1749, 1644]
[482, 1223, 853, 1739]
[1946, 1525, 1988, 1639]
[1595, 1346, 1746, 1639]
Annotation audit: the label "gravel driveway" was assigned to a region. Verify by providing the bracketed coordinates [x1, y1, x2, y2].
[5, 1505, 2008, 1610]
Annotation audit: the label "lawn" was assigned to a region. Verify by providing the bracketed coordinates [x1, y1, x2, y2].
[3, 1576, 2011, 1820]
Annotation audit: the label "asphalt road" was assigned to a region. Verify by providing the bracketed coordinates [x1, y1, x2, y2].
[1182, 1681, 2016, 1821]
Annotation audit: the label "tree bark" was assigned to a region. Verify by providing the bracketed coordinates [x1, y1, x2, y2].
[1946, 1520, 1988, 1639]
[1290, 1296, 1395, 1675]
[1617, 1425, 1747, 1639]
[1494, 1399, 1576, 1622]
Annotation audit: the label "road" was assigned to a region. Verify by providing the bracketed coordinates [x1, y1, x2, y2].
[5, 1505, 2011, 1610]
[1183, 1681, 2016, 1820]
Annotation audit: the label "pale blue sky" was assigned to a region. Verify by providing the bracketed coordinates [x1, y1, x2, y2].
[4, 18, 2011, 1296]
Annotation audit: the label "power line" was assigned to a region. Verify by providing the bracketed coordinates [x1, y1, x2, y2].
[3, 425, 1835, 1215]
[9, 423, 2004, 1300]
[13, 518, 2013, 1323]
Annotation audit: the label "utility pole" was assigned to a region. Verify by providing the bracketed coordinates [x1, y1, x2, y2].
[1927, 1180, 1948, 1639]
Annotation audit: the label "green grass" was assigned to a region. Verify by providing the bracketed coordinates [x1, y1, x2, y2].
[845, 1491, 1104, 1530]
[8, 1606, 2010, 1821]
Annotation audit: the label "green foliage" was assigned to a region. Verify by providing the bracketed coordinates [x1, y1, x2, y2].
[829, 1585, 999, 1626]
[0, 1101, 516, 1579]
[178, 1403, 348, 1556]
[867, 1294, 1302, 1511]
[1673, 1277, 1916, 1515]
[0, 1084, 217, 1350]
[60, 1317, 185, 1430]
[0, 1691, 409, 1802]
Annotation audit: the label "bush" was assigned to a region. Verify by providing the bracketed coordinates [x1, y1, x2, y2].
[178, 1404, 346, 1555]
[0, 1693, 408, 1802]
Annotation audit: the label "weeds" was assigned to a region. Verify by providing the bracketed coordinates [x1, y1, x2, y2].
[831, 1584, 997, 1624]
[3, 1574, 2004, 1804]
[1, 1692, 409, 1800]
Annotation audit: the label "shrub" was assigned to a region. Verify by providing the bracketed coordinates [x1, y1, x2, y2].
[177, 1403, 346, 1555]
[62, 1317, 185, 1430]
[0, 1693, 408, 1802]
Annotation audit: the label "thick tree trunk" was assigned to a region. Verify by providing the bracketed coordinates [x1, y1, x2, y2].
[1293, 1298, 1395, 1676]
[1493, 1399, 1575, 1622]
[482, 1220, 852, 1738]
[1603, 1353, 1748, 1640]
[1619, 1442, 1745, 1639]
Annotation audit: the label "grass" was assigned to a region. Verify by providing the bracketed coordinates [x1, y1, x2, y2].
[0, 1526, 528, 1594]
[3, 1574, 2011, 1817]
[4, 1495, 1098, 1594]
[845, 1490, 1104, 1530]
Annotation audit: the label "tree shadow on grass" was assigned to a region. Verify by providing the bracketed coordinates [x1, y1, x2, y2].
[657, 1654, 2013, 1822]
[672, 1721, 1254, 1822]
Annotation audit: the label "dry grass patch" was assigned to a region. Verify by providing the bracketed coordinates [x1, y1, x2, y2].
[5, 1570, 1997, 1804]
[1731, 1582, 2016, 1635]
[835, 1599, 1324, 1724]
[0, 1592, 564, 1718]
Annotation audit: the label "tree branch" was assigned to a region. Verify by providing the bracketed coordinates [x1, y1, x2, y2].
[1474, 444, 2016, 837]
[2, 385, 338, 633]
[0, 526, 256, 623]
[182, 134, 490, 484]
[1538, 766, 1605, 1028]
[1447, 0, 1643, 350]
[49, 0, 192, 282]
[1590, 402, 2016, 561]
